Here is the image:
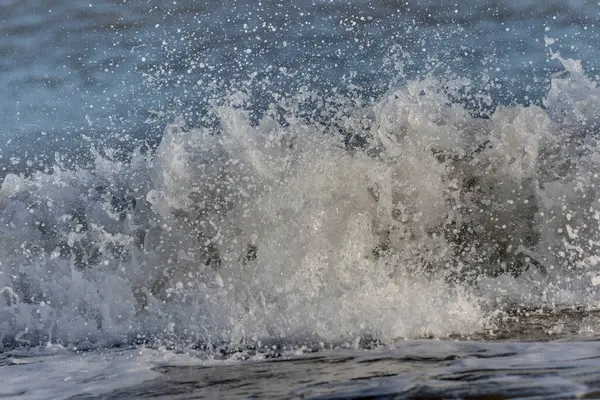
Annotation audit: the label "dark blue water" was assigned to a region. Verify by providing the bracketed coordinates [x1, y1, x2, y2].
[2, 0, 599, 172]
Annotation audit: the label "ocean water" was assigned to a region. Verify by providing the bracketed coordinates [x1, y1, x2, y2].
[3, 0, 600, 398]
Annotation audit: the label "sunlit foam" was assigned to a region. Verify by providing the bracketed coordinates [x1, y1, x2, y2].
[2, 55, 600, 350]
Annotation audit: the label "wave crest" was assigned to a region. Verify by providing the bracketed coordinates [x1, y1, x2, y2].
[2, 56, 600, 350]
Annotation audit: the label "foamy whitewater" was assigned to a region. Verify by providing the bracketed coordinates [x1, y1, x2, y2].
[3, 48, 600, 355]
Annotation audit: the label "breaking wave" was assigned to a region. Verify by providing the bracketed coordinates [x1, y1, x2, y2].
[2, 52, 600, 351]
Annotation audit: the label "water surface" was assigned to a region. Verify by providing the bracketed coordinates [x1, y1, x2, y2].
[3, 1, 600, 399]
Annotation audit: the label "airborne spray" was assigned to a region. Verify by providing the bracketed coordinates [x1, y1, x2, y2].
[3, 49, 600, 351]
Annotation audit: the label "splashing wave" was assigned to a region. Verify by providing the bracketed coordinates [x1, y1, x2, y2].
[2, 54, 600, 351]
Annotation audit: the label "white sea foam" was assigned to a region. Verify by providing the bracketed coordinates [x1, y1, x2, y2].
[2, 55, 600, 350]
[0, 347, 203, 400]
